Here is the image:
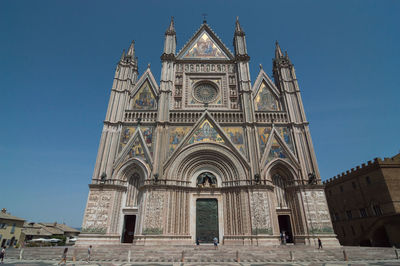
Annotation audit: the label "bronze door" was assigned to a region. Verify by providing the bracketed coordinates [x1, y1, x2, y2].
[196, 199, 219, 243]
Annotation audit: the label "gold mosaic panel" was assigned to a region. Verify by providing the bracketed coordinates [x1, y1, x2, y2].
[169, 126, 191, 155]
[189, 120, 224, 144]
[258, 127, 271, 156]
[222, 127, 246, 156]
[183, 32, 227, 59]
[132, 81, 156, 110]
[255, 82, 280, 111]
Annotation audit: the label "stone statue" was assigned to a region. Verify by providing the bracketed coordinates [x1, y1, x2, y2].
[308, 173, 317, 185]
[197, 172, 217, 187]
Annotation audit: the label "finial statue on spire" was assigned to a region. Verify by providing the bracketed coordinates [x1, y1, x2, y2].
[202, 13, 207, 24]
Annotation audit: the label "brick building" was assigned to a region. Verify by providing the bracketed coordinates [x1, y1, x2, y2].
[324, 153, 400, 247]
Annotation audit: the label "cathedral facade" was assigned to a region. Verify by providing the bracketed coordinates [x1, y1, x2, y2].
[80, 18, 339, 246]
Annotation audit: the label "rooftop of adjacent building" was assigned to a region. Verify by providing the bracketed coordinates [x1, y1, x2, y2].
[323, 153, 400, 186]
[0, 208, 25, 222]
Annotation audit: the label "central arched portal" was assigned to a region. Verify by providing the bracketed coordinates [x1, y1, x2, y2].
[166, 143, 250, 244]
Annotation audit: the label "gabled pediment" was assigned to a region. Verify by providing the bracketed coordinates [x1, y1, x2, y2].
[114, 127, 153, 170]
[176, 24, 234, 60]
[165, 111, 248, 168]
[129, 68, 159, 110]
[260, 127, 298, 169]
[252, 69, 281, 111]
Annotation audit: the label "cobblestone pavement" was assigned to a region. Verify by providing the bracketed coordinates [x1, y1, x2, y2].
[2, 259, 400, 266]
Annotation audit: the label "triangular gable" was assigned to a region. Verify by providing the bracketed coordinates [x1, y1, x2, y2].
[177, 25, 234, 60]
[129, 68, 159, 110]
[253, 69, 281, 111]
[114, 127, 153, 169]
[188, 120, 224, 144]
[260, 127, 298, 168]
[164, 111, 248, 168]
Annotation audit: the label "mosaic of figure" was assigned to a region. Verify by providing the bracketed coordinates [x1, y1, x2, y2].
[184, 32, 226, 59]
[119, 127, 137, 152]
[258, 127, 271, 155]
[189, 120, 224, 144]
[275, 127, 294, 153]
[266, 136, 287, 163]
[255, 82, 280, 111]
[141, 127, 154, 155]
[128, 138, 144, 158]
[132, 82, 156, 110]
[169, 126, 191, 155]
[223, 127, 245, 155]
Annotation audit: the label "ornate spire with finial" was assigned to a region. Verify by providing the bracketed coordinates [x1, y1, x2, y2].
[235, 16, 245, 36]
[165, 16, 176, 35]
[275, 40, 283, 59]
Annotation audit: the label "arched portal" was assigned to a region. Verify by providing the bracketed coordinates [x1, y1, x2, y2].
[164, 143, 251, 242]
[115, 159, 148, 244]
[267, 160, 299, 244]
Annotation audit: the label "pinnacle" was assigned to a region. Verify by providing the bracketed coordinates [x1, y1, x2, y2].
[275, 40, 283, 58]
[127, 40, 135, 56]
[235, 16, 245, 35]
[119, 49, 126, 61]
[165, 16, 176, 35]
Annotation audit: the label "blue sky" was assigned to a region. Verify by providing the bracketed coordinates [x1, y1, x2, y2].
[1, 0, 399, 227]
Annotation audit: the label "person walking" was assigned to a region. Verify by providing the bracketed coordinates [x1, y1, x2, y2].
[86, 245, 92, 262]
[58, 247, 68, 265]
[318, 238, 323, 249]
[0, 246, 5, 264]
[213, 237, 218, 250]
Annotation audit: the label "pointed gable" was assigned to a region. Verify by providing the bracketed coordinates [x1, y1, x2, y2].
[177, 24, 234, 60]
[266, 135, 288, 162]
[183, 31, 228, 59]
[253, 69, 281, 111]
[114, 127, 154, 169]
[260, 127, 298, 168]
[255, 82, 280, 111]
[130, 68, 159, 110]
[188, 120, 224, 144]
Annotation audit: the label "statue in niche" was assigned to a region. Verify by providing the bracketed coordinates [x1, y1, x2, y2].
[196, 172, 217, 188]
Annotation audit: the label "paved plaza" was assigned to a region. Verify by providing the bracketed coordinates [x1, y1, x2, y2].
[2, 258, 400, 265]
[2, 245, 400, 266]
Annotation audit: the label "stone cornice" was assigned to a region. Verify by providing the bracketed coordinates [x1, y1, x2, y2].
[235, 54, 250, 62]
[160, 53, 176, 61]
[89, 183, 127, 191]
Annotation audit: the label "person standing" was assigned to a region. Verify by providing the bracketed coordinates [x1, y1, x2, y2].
[213, 237, 218, 250]
[318, 238, 323, 249]
[0, 246, 5, 264]
[58, 247, 68, 265]
[86, 245, 92, 262]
